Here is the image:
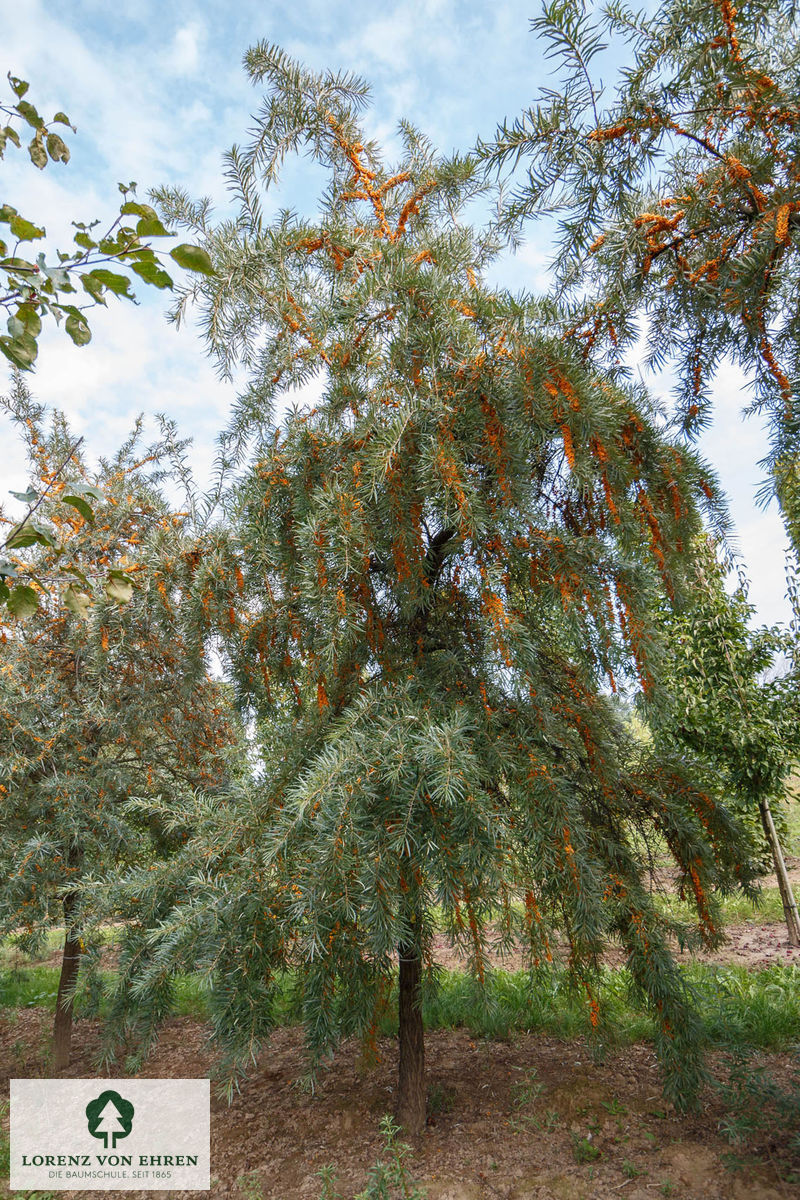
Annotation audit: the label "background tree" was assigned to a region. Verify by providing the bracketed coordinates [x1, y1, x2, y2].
[646, 536, 800, 944]
[0, 383, 238, 1068]
[103, 47, 758, 1133]
[480, 0, 800, 541]
[1, 70, 215, 373]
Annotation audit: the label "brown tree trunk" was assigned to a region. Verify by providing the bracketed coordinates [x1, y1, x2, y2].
[53, 890, 82, 1071]
[396, 940, 426, 1135]
[759, 798, 800, 947]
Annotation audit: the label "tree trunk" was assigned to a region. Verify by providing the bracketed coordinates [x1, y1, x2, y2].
[759, 797, 800, 947]
[53, 890, 82, 1071]
[396, 940, 426, 1135]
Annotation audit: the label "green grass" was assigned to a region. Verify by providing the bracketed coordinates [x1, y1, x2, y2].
[0, 967, 60, 1010]
[0, 929, 62, 971]
[172, 973, 212, 1017]
[416, 967, 650, 1043]
[656, 886, 788, 926]
[3, 960, 799, 1051]
[398, 963, 800, 1051]
[0, 966, 211, 1018]
[0, 925, 121, 971]
[690, 963, 800, 1047]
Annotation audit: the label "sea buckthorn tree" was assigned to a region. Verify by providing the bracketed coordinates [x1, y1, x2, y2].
[0, 380, 237, 1069]
[112, 46, 757, 1132]
[481, 0, 800, 542]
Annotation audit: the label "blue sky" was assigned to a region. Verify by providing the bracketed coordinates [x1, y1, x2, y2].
[3, 0, 790, 624]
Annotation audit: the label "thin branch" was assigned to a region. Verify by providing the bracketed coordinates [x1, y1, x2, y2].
[3, 435, 84, 549]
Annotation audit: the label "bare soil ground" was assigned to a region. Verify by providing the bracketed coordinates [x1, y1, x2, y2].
[433, 864, 800, 974]
[432, 915, 800, 974]
[1, 1010, 797, 1200]
[1, 862, 798, 1200]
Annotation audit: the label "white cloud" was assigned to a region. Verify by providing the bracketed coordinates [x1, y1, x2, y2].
[179, 99, 213, 126]
[734, 509, 789, 628]
[274, 370, 326, 425]
[1, 291, 233, 512]
[2, 0, 251, 204]
[338, 14, 417, 71]
[502, 239, 554, 295]
[166, 21, 207, 77]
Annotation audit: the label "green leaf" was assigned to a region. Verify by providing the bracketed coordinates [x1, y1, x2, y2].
[5, 520, 56, 550]
[1, 256, 37, 272]
[46, 132, 70, 164]
[130, 258, 173, 289]
[0, 204, 17, 223]
[61, 494, 94, 522]
[98, 235, 131, 256]
[0, 580, 8, 603]
[170, 243, 216, 276]
[64, 584, 92, 619]
[3, 125, 20, 149]
[63, 481, 103, 501]
[16, 100, 44, 129]
[53, 111, 72, 127]
[84, 268, 134, 297]
[74, 232, 97, 251]
[80, 272, 107, 304]
[36, 252, 73, 290]
[11, 305, 42, 338]
[9, 214, 45, 241]
[9, 488, 37, 504]
[28, 134, 48, 170]
[59, 563, 91, 588]
[8, 75, 29, 99]
[120, 201, 157, 220]
[105, 572, 135, 604]
[0, 332, 38, 369]
[136, 215, 172, 237]
[65, 312, 91, 346]
[0, 557, 18, 578]
[7, 584, 39, 618]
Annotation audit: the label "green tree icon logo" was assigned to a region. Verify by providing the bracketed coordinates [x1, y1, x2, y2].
[85, 1090, 135, 1149]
